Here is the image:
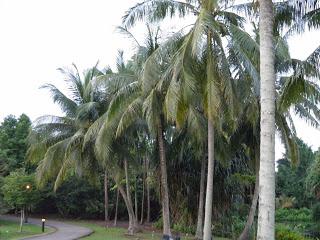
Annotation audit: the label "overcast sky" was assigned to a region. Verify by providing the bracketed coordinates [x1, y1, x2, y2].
[0, 0, 319, 160]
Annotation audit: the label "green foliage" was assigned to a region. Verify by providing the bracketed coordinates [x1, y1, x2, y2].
[1, 170, 40, 209]
[0, 176, 9, 213]
[172, 223, 195, 235]
[276, 208, 312, 222]
[0, 114, 31, 175]
[212, 216, 246, 238]
[276, 139, 315, 208]
[153, 216, 163, 229]
[54, 177, 104, 218]
[275, 225, 309, 240]
[306, 152, 320, 198]
[312, 203, 320, 222]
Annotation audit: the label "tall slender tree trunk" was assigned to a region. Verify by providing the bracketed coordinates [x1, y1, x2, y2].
[118, 184, 139, 235]
[158, 120, 171, 237]
[146, 157, 151, 223]
[135, 177, 138, 222]
[257, 1, 276, 239]
[141, 157, 146, 224]
[195, 157, 206, 239]
[203, 120, 215, 240]
[104, 170, 109, 227]
[238, 166, 260, 240]
[114, 189, 119, 226]
[124, 159, 139, 234]
[19, 208, 24, 232]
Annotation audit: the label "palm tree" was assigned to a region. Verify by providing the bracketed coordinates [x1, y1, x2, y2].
[27, 63, 108, 190]
[227, 1, 320, 237]
[256, 0, 320, 237]
[93, 25, 181, 236]
[78, 51, 145, 234]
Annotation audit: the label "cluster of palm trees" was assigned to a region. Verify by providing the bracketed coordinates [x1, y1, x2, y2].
[27, 0, 320, 239]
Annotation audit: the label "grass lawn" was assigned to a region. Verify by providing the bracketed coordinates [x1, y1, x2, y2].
[71, 221, 229, 240]
[0, 219, 52, 240]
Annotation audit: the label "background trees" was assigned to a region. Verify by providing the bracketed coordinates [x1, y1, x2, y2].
[0, 114, 31, 175]
[277, 139, 316, 208]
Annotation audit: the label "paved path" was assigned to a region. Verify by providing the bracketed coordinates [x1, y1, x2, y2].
[0, 215, 93, 240]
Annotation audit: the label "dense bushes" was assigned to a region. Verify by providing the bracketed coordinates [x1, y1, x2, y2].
[276, 226, 309, 240]
[172, 223, 195, 235]
[54, 177, 104, 218]
[212, 216, 247, 238]
[276, 208, 312, 222]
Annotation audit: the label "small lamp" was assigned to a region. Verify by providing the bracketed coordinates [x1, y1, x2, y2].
[42, 219, 46, 232]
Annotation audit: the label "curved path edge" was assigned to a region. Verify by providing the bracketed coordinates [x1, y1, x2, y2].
[0, 215, 93, 240]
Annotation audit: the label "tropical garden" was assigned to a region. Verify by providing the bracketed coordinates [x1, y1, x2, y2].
[1, 0, 320, 239]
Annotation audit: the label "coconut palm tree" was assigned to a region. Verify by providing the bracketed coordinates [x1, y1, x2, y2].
[225, 1, 320, 237]
[27, 63, 110, 190]
[232, 1, 320, 238]
[122, 2, 258, 238]
[92, 25, 183, 237]
[79, 51, 145, 234]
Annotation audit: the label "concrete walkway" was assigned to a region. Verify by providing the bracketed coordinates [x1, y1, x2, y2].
[0, 215, 93, 240]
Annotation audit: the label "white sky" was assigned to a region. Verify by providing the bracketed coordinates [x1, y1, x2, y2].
[0, 0, 319, 160]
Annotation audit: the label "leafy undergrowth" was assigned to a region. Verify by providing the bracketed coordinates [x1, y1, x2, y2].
[276, 208, 312, 222]
[0, 219, 52, 240]
[71, 221, 229, 240]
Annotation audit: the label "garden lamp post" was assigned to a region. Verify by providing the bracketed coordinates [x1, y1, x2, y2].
[42, 219, 46, 232]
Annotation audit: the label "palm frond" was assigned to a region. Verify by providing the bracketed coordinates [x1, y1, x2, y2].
[40, 84, 78, 117]
[122, 0, 198, 28]
[276, 112, 299, 166]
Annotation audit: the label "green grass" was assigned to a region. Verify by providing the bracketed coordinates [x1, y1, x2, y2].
[71, 221, 229, 240]
[0, 220, 52, 240]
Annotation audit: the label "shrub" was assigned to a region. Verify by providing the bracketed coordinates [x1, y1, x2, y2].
[276, 208, 312, 222]
[312, 203, 320, 222]
[212, 216, 246, 238]
[172, 223, 195, 234]
[153, 217, 163, 229]
[276, 226, 308, 240]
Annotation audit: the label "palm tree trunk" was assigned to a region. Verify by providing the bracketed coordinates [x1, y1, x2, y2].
[157, 121, 171, 237]
[238, 169, 259, 240]
[124, 158, 134, 214]
[135, 177, 138, 222]
[195, 157, 206, 239]
[19, 208, 24, 232]
[104, 170, 109, 227]
[124, 159, 139, 234]
[118, 184, 139, 235]
[114, 189, 119, 226]
[140, 157, 146, 224]
[146, 157, 151, 223]
[203, 119, 214, 240]
[257, 1, 276, 239]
